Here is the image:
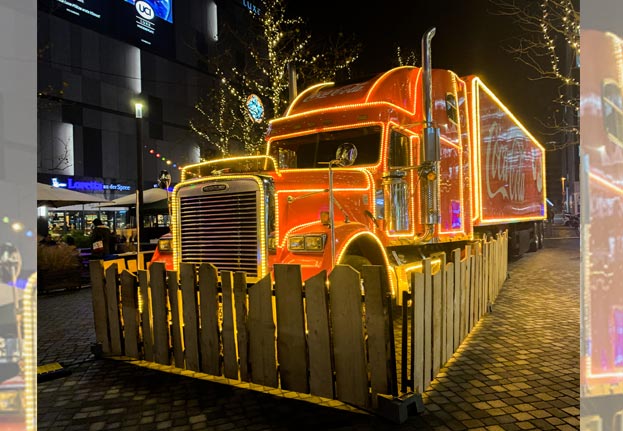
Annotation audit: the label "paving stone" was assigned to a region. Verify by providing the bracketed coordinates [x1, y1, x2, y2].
[38, 236, 579, 430]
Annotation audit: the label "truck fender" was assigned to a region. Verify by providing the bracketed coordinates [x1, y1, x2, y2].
[334, 225, 397, 297]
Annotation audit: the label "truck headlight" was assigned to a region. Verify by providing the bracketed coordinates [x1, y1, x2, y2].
[268, 235, 277, 252]
[288, 236, 305, 251]
[288, 234, 326, 252]
[304, 235, 325, 250]
[158, 238, 173, 252]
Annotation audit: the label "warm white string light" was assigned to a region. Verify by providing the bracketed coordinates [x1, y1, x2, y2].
[190, 0, 359, 158]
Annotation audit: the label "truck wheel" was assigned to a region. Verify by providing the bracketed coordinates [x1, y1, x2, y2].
[538, 222, 544, 249]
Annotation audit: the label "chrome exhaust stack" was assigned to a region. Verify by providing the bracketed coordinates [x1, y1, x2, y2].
[420, 27, 441, 232]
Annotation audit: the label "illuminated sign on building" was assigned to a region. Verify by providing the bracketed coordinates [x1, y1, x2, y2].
[51, 178, 133, 193]
[241, 0, 261, 15]
[44, 0, 175, 56]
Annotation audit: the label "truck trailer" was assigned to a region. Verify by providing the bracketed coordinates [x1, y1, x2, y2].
[163, 29, 546, 300]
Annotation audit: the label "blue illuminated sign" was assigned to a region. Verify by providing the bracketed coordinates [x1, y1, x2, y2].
[125, 0, 173, 23]
[51, 178, 132, 193]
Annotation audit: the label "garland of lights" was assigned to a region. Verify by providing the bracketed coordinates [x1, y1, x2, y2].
[190, 0, 359, 158]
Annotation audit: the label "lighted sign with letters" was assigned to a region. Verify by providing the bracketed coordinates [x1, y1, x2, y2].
[51, 178, 132, 193]
[125, 0, 173, 23]
[42, 0, 175, 57]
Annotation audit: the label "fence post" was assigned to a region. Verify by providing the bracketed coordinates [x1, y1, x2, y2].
[180, 263, 200, 372]
[305, 270, 334, 399]
[197, 264, 220, 376]
[274, 264, 309, 393]
[362, 265, 393, 403]
[221, 270, 239, 380]
[120, 270, 140, 358]
[233, 272, 249, 382]
[90, 260, 111, 354]
[329, 265, 369, 408]
[411, 271, 424, 394]
[248, 274, 278, 388]
[452, 249, 461, 351]
[137, 269, 153, 361]
[150, 262, 170, 365]
[167, 270, 184, 368]
[105, 264, 123, 355]
[423, 258, 433, 391]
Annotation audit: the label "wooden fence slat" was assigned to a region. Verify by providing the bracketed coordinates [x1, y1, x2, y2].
[90, 260, 111, 353]
[362, 265, 392, 399]
[149, 262, 170, 365]
[120, 270, 140, 358]
[305, 270, 333, 399]
[221, 271, 239, 380]
[432, 268, 442, 379]
[105, 264, 123, 355]
[248, 274, 278, 388]
[452, 249, 461, 351]
[445, 262, 454, 365]
[460, 245, 471, 342]
[167, 270, 184, 368]
[180, 264, 200, 371]
[234, 272, 249, 382]
[274, 264, 309, 393]
[412, 272, 425, 393]
[198, 264, 220, 375]
[329, 265, 369, 408]
[474, 243, 487, 325]
[423, 258, 433, 391]
[486, 242, 495, 318]
[469, 255, 476, 331]
[137, 269, 153, 361]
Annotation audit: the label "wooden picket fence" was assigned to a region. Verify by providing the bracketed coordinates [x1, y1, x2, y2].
[401, 231, 508, 393]
[89, 231, 508, 414]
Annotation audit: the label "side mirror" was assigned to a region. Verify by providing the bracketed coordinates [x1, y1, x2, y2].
[334, 143, 358, 167]
[158, 170, 171, 190]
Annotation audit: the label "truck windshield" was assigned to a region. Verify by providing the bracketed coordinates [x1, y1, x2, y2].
[269, 126, 382, 169]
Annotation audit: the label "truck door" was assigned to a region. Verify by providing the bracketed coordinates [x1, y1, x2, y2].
[383, 129, 415, 237]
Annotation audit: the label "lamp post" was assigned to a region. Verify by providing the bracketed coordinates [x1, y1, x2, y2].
[135, 102, 144, 258]
[561, 177, 567, 213]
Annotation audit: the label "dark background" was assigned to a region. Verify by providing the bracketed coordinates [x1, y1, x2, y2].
[289, 0, 563, 153]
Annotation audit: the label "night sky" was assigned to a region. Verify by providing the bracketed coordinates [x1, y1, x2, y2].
[288, 1, 561, 150]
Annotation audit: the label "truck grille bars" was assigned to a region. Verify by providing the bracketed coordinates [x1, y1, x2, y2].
[178, 183, 260, 277]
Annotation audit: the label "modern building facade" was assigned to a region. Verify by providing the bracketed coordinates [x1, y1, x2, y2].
[37, 0, 257, 232]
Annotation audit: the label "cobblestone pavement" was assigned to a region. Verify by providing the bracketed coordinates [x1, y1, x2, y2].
[37, 233, 579, 430]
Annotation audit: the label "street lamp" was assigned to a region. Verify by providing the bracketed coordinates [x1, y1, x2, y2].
[561, 177, 566, 212]
[135, 102, 144, 259]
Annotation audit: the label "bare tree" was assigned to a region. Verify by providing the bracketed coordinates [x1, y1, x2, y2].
[190, 0, 361, 157]
[490, 0, 579, 149]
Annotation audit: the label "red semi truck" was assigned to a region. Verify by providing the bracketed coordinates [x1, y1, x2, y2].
[156, 29, 546, 300]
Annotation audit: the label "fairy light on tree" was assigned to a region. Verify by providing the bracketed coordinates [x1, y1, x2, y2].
[190, 0, 361, 157]
[491, 0, 579, 149]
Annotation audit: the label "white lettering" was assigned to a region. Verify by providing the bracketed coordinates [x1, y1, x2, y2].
[485, 122, 526, 202]
[302, 83, 367, 103]
[136, 1, 155, 20]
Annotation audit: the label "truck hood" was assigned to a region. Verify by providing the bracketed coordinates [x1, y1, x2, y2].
[271, 169, 374, 244]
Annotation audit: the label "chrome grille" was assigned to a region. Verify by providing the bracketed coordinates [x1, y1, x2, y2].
[178, 187, 259, 276]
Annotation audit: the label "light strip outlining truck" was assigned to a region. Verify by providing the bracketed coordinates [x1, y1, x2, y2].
[164, 29, 546, 300]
